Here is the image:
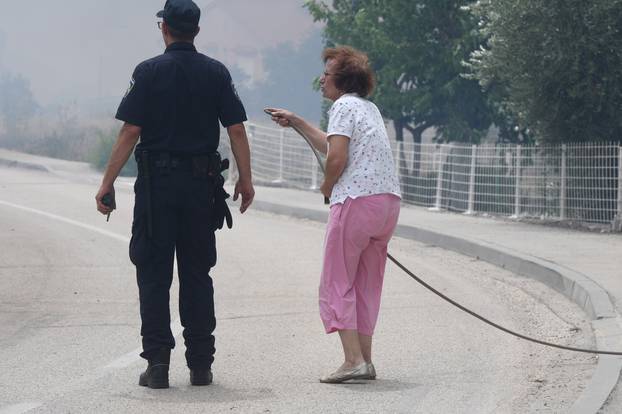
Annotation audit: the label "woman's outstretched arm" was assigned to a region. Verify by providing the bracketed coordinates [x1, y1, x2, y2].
[265, 107, 328, 154]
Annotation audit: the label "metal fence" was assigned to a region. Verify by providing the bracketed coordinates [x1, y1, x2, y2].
[218, 122, 622, 231]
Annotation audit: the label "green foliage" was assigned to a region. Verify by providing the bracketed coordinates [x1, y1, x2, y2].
[89, 128, 137, 177]
[467, 0, 622, 143]
[305, 0, 494, 143]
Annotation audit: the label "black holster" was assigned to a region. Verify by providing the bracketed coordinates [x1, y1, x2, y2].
[211, 158, 233, 231]
[185, 152, 232, 231]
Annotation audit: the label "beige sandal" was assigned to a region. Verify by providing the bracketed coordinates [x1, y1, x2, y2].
[320, 362, 370, 383]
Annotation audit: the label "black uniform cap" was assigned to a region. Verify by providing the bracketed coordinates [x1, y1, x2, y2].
[156, 0, 200, 34]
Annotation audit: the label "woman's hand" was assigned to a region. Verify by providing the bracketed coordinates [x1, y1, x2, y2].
[320, 181, 333, 199]
[265, 107, 296, 128]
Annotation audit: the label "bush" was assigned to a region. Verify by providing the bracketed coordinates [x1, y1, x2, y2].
[89, 129, 137, 177]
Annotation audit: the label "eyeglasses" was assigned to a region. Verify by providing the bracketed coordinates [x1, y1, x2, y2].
[323, 72, 336, 77]
[157, 21, 163, 29]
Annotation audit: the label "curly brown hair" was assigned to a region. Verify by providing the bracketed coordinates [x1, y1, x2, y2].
[322, 46, 376, 97]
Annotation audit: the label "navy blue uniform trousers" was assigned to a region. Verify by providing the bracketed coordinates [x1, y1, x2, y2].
[130, 169, 217, 369]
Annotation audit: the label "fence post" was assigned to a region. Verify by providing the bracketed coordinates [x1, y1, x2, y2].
[429, 145, 445, 211]
[614, 146, 622, 231]
[560, 144, 567, 220]
[395, 141, 406, 195]
[465, 144, 477, 215]
[310, 152, 318, 190]
[398, 141, 408, 179]
[513, 145, 522, 218]
[394, 142, 400, 176]
[273, 129, 285, 184]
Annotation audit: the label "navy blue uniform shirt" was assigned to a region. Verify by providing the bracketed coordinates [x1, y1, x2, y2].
[116, 42, 246, 154]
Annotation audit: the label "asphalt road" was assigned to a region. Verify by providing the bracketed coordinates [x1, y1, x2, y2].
[0, 165, 597, 413]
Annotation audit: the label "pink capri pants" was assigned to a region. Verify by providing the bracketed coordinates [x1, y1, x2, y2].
[319, 193, 401, 336]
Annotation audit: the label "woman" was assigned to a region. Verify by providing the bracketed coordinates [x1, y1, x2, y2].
[267, 46, 401, 383]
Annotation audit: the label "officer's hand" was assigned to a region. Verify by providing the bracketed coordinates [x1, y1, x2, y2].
[233, 179, 254, 214]
[95, 184, 116, 215]
[265, 107, 295, 128]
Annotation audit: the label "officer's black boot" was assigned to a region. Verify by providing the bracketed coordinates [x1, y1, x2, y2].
[189, 368, 213, 386]
[139, 348, 170, 389]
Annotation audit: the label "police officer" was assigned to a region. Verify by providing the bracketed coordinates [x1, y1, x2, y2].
[95, 0, 254, 389]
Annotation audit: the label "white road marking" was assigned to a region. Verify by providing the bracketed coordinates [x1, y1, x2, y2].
[0, 199, 183, 412]
[0, 200, 129, 243]
[0, 403, 42, 414]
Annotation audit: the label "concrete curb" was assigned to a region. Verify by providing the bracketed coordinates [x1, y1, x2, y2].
[0, 158, 50, 172]
[252, 199, 622, 414]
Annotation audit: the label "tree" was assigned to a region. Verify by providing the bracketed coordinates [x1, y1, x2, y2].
[305, 0, 496, 176]
[0, 73, 38, 140]
[467, 0, 622, 144]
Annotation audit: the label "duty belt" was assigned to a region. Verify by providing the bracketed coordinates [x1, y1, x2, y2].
[135, 151, 224, 176]
[135, 150, 233, 236]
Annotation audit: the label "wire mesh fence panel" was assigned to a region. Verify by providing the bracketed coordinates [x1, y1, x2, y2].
[393, 141, 438, 207]
[442, 144, 474, 212]
[245, 123, 324, 190]
[247, 124, 282, 183]
[230, 122, 621, 228]
[565, 143, 619, 223]
[472, 144, 516, 215]
[517, 145, 562, 219]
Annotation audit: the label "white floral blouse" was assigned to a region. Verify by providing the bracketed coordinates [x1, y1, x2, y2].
[326, 93, 401, 205]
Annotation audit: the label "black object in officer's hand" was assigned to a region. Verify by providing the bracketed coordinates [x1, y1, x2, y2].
[102, 193, 114, 222]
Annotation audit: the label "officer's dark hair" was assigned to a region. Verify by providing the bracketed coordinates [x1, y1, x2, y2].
[167, 25, 199, 42]
[322, 46, 376, 97]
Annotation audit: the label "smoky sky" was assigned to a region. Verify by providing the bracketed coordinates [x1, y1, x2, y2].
[0, 0, 320, 106]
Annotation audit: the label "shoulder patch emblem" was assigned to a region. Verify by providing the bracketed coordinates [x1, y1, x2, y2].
[124, 77, 136, 98]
